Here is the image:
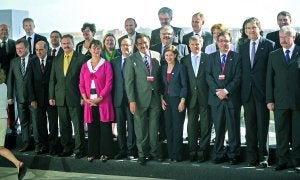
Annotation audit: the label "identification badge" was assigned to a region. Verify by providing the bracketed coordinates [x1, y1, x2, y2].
[219, 75, 225, 80]
[147, 76, 154, 82]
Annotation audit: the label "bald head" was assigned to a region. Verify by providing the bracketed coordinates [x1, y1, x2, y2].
[35, 40, 48, 59]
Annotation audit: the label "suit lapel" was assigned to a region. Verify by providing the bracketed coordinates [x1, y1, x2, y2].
[224, 51, 234, 75]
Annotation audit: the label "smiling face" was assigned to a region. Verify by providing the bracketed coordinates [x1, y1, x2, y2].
[245, 22, 261, 41]
[217, 33, 231, 53]
[61, 37, 74, 54]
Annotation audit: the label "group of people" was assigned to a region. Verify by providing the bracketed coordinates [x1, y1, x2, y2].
[1, 7, 300, 179]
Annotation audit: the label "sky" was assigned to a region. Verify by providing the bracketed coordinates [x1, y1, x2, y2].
[1, 0, 300, 33]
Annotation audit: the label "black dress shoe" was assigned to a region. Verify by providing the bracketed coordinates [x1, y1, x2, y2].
[153, 156, 163, 162]
[138, 157, 146, 165]
[58, 151, 73, 157]
[213, 156, 227, 164]
[273, 164, 287, 171]
[248, 160, 258, 167]
[74, 152, 86, 159]
[258, 161, 268, 168]
[37, 146, 48, 155]
[18, 162, 27, 180]
[19, 143, 30, 152]
[145, 154, 152, 161]
[229, 158, 239, 165]
[189, 152, 197, 162]
[294, 167, 300, 173]
[114, 152, 127, 159]
[198, 156, 206, 163]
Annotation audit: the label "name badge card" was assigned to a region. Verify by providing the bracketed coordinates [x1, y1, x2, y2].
[219, 75, 225, 80]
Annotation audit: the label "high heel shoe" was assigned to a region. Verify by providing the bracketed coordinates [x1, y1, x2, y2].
[100, 155, 108, 162]
[18, 162, 27, 180]
[87, 156, 95, 162]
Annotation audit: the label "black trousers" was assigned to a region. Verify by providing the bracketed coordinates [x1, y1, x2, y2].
[88, 106, 113, 158]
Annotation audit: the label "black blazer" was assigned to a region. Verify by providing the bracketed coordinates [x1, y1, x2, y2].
[182, 31, 213, 53]
[206, 50, 241, 108]
[75, 40, 92, 61]
[150, 26, 184, 46]
[161, 62, 187, 99]
[150, 42, 189, 65]
[22, 33, 49, 55]
[266, 46, 300, 110]
[28, 55, 53, 106]
[7, 55, 34, 103]
[0, 39, 16, 80]
[118, 32, 141, 53]
[47, 47, 63, 58]
[240, 37, 275, 103]
[111, 56, 127, 107]
[181, 52, 209, 108]
[266, 31, 300, 50]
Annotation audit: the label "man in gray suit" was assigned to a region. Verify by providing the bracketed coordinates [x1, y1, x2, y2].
[182, 12, 213, 53]
[181, 35, 212, 162]
[125, 34, 162, 165]
[7, 38, 38, 152]
[49, 34, 85, 158]
[150, 7, 184, 46]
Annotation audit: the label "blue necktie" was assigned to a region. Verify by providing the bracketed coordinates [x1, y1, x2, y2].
[250, 42, 256, 68]
[221, 54, 226, 69]
[144, 55, 150, 72]
[285, 49, 290, 63]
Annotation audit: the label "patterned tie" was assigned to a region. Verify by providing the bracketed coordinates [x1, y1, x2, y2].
[51, 48, 57, 57]
[221, 54, 226, 69]
[41, 59, 45, 74]
[285, 49, 291, 63]
[144, 55, 150, 73]
[21, 58, 26, 76]
[27, 37, 32, 54]
[250, 42, 256, 68]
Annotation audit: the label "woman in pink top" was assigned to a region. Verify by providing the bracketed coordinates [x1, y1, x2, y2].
[79, 40, 114, 162]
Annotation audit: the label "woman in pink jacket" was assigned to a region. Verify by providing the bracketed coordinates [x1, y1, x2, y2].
[79, 39, 114, 162]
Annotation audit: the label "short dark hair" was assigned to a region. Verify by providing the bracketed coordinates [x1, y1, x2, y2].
[277, 11, 291, 21]
[158, 7, 173, 18]
[23, 18, 34, 24]
[50, 30, 62, 39]
[135, 33, 150, 45]
[16, 38, 29, 49]
[89, 39, 102, 49]
[81, 23, 96, 33]
[62, 34, 74, 45]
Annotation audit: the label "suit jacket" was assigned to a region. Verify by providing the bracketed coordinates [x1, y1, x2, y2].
[266, 31, 300, 50]
[7, 55, 34, 103]
[150, 26, 184, 46]
[206, 50, 241, 108]
[182, 31, 213, 53]
[150, 42, 189, 65]
[47, 47, 63, 58]
[161, 62, 187, 98]
[118, 32, 141, 53]
[49, 51, 85, 107]
[75, 40, 92, 60]
[111, 56, 127, 107]
[124, 50, 161, 108]
[28, 55, 53, 106]
[22, 33, 49, 55]
[266, 46, 300, 110]
[0, 39, 16, 80]
[240, 37, 275, 103]
[181, 52, 209, 108]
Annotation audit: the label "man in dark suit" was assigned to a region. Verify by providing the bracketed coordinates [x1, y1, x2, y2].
[206, 31, 241, 165]
[150, 25, 189, 65]
[181, 35, 212, 162]
[125, 34, 162, 165]
[0, 24, 16, 135]
[266, 26, 300, 172]
[28, 41, 58, 155]
[22, 18, 49, 55]
[7, 38, 38, 152]
[118, 18, 140, 53]
[48, 30, 63, 58]
[182, 12, 213, 53]
[239, 17, 275, 168]
[111, 38, 136, 160]
[49, 34, 85, 158]
[266, 11, 300, 50]
[150, 7, 184, 46]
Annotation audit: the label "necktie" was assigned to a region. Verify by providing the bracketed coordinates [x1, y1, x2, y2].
[64, 55, 70, 76]
[285, 49, 291, 63]
[21, 58, 26, 76]
[250, 42, 256, 68]
[27, 37, 32, 54]
[221, 54, 226, 72]
[51, 48, 57, 57]
[192, 56, 198, 75]
[41, 59, 45, 73]
[144, 55, 150, 73]
[121, 58, 126, 77]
